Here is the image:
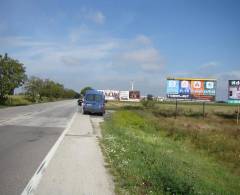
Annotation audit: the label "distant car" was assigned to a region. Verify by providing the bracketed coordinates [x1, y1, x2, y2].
[77, 98, 83, 106]
[147, 94, 154, 100]
[82, 90, 105, 115]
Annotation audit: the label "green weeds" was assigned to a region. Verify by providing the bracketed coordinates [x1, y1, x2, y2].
[101, 110, 240, 194]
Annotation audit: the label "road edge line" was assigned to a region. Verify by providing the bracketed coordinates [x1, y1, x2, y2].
[21, 112, 77, 195]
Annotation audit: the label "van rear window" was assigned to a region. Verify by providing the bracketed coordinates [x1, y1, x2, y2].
[85, 94, 102, 102]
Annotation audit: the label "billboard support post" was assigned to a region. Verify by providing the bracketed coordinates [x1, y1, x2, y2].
[237, 104, 240, 125]
[203, 102, 205, 119]
[175, 99, 178, 119]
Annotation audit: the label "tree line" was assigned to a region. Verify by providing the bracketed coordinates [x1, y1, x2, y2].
[0, 53, 79, 103]
[25, 77, 79, 102]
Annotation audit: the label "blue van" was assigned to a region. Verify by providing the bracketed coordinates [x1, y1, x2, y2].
[82, 90, 105, 115]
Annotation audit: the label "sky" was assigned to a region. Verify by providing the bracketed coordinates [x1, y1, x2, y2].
[0, 0, 240, 100]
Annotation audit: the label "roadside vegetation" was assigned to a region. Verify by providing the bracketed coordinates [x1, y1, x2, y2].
[101, 100, 240, 194]
[0, 53, 79, 107]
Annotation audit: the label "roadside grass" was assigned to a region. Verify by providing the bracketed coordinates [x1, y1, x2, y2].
[106, 101, 239, 122]
[0, 95, 73, 107]
[145, 112, 240, 175]
[105, 101, 142, 111]
[3, 95, 32, 106]
[101, 102, 240, 194]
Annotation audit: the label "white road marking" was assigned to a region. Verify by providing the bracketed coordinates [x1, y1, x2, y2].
[21, 111, 77, 195]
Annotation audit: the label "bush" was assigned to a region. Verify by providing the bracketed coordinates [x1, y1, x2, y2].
[214, 111, 236, 119]
[4, 95, 32, 106]
[141, 100, 156, 109]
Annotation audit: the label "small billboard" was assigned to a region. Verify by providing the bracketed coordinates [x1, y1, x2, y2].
[119, 90, 140, 101]
[119, 91, 129, 101]
[129, 90, 140, 100]
[228, 80, 240, 104]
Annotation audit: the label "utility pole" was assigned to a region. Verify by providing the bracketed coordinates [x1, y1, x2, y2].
[131, 80, 134, 91]
[203, 102, 205, 119]
[175, 99, 178, 119]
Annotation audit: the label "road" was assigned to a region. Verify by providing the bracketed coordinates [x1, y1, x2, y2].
[0, 100, 76, 195]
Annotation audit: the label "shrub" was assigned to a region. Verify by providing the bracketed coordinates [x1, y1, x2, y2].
[141, 99, 156, 109]
[5, 95, 32, 106]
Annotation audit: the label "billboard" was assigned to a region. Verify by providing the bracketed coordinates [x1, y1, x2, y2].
[119, 91, 129, 101]
[129, 90, 140, 101]
[166, 78, 216, 101]
[98, 90, 119, 100]
[228, 80, 240, 104]
[119, 90, 140, 101]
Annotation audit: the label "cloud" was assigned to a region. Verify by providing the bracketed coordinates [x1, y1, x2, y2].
[135, 34, 152, 45]
[79, 9, 106, 25]
[0, 28, 165, 95]
[200, 61, 218, 69]
[119, 48, 164, 71]
[0, 36, 54, 48]
[87, 11, 105, 25]
[69, 25, 90, 43]
[0, 22, 7, 33]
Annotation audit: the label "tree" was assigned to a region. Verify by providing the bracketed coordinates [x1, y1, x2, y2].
[64, 89, 79, 99]
[80, 86, 93, 97]
[51, 83, 64, 99]
[0, 53, 27, 101]
[24, 76, 44, 102]
[24, 77, 78, 101]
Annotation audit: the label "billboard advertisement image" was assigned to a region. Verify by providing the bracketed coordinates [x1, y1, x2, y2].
[166, 78, 216, 101]
[98, 90, 119, 100]
[204, 81, 216, 96]
[179, 80, 191, 96]
[191, 80, 204, 95]
[119, 91, 129, 101]
[166, 80, 179, 95]
[129, 90, 140, 100]
[119, 91, 140, 101]
[228, 80, 240, 104]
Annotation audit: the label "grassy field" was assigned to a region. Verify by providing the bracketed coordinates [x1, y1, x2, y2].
[101, 101, 240, 194]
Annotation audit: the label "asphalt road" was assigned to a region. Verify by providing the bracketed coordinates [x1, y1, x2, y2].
[0, 100, 77, 195]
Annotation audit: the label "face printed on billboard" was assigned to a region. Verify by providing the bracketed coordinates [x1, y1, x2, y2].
[129, 91, 140, 99]
[167, 80, 179, 94]
[191, 81, 204, 95]
[228, 80, 240, 100]
[179, 80, 190, 95]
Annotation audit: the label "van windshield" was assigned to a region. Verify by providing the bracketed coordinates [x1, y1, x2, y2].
[85, 94, 102, 102]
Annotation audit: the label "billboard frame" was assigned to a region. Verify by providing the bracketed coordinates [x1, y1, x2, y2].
[228, 80, 240, 104]
[166, 77, 217, 102]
